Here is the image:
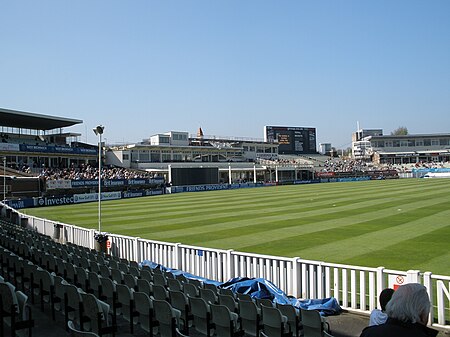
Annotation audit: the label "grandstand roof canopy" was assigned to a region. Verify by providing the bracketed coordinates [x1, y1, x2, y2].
[0, 107, 82, 130]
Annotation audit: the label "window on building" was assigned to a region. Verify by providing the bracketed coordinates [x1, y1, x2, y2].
[139, 152, 149, 161]
[173, 154, 182, 161]
[150, 153, 160, 162]
[172, 134, 187, 141]
[385, 141, 393, 147]
[415, 140, 424, 146]
[431, 140, 439, 146]
[123, 154, 129, 160]
[440, 139, 449, 146]
[162, 153, 171, 162]
[393, 141, 400, 147]
[424, 139, 431, 146]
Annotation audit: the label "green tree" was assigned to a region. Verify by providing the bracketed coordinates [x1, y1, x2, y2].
[391, 126, 408, 135]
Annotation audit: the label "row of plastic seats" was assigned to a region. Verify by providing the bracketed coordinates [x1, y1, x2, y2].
[92, 261, 293, 337]
[0, 274, 34, 337]
[1, 217, 333, 337]
[0, 227, 186, 336]
[0, 218, 146, 283]
[0, 218, 118, 274]
[48, 247, 303, 337]
[0, 236, 115, 336]
[99, 277, 294, 337]
[135, 270, 300, 336]
[105, 259, 331, 337]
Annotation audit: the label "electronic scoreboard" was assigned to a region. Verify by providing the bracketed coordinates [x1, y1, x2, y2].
[264, 126, 317, 154]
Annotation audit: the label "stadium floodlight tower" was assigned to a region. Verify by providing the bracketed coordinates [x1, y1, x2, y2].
[93, 125, 105, 232]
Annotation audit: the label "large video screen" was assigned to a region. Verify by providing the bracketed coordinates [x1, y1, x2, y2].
[264, 126, 317, 154]
[170, 167, 219, 186]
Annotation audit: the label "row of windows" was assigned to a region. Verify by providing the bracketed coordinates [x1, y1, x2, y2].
[372, 139, 450, 148]
[243, 146, 277, 153]
[133, 147, 276, 154]
[131, 151, 242, 161]
[131, 150, 242, 155]
[172, 133, 188, 141]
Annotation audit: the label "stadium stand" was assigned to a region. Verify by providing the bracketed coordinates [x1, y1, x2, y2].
[39, 165, 154, 181]
[0, 214, 387, 337]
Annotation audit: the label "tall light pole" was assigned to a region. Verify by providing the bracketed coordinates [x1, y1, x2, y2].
[93, 125, 105, 232]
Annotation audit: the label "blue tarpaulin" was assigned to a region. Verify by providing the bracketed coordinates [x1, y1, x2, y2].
[140, 261, 342, 316]
[295, 298, 342, 316]
[220, 277, 341, 315]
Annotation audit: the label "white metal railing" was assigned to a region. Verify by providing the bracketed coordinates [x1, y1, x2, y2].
[1, 202, 449, 330]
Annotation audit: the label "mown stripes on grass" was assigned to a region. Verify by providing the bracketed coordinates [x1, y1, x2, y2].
[24, 179, 450, 275]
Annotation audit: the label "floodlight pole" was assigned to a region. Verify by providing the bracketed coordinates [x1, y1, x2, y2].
[93, 126, 105, 233]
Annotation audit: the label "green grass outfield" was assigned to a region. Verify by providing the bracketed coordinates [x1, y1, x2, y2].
[24, 179, 450, 275]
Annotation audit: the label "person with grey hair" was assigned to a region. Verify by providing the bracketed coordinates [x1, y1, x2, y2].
[360, 283, 438, 337]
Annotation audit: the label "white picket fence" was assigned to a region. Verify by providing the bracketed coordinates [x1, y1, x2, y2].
[1, 203, 449, 330]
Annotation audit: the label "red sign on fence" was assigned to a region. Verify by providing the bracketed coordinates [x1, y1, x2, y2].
[389, 274, 406, 290]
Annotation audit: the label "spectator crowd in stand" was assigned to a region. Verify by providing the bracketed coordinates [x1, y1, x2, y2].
[321, 159, 378, 173]
[39, 164, 153, 181]
[391, 161, 450, 173]
[258, 158, 314, 166]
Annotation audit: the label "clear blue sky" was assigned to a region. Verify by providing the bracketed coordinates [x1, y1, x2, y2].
[1, 1, 449, 149]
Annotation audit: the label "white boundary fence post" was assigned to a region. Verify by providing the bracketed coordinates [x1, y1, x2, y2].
[407, 270, 420, 283]
[423, 271, 433, 325]
[134, 237, 140, 262]
[436, 279, 450, 326]
[226, 249, 234, 281]
[90, 229, 96, 250]
[174, 243, 181, 270]
[292, 257, 299, 298]
[376, 267, 385, 309]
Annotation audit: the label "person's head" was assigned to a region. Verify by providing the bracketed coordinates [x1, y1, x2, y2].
[379, 288, 394, 311]
[386, 283, 430, 325]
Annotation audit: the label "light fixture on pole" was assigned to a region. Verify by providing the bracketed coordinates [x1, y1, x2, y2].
[93, 125, 105, 232]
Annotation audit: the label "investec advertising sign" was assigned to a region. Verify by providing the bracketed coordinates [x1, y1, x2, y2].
[35, 192, 122, 206]
[36, 196, 75, 207]
[74, 192, 121, 203]
[73, 193, 97, 203]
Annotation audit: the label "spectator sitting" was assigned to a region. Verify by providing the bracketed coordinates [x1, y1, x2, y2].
[369, 288, 394, 326]
[360, 283, 438, 337]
